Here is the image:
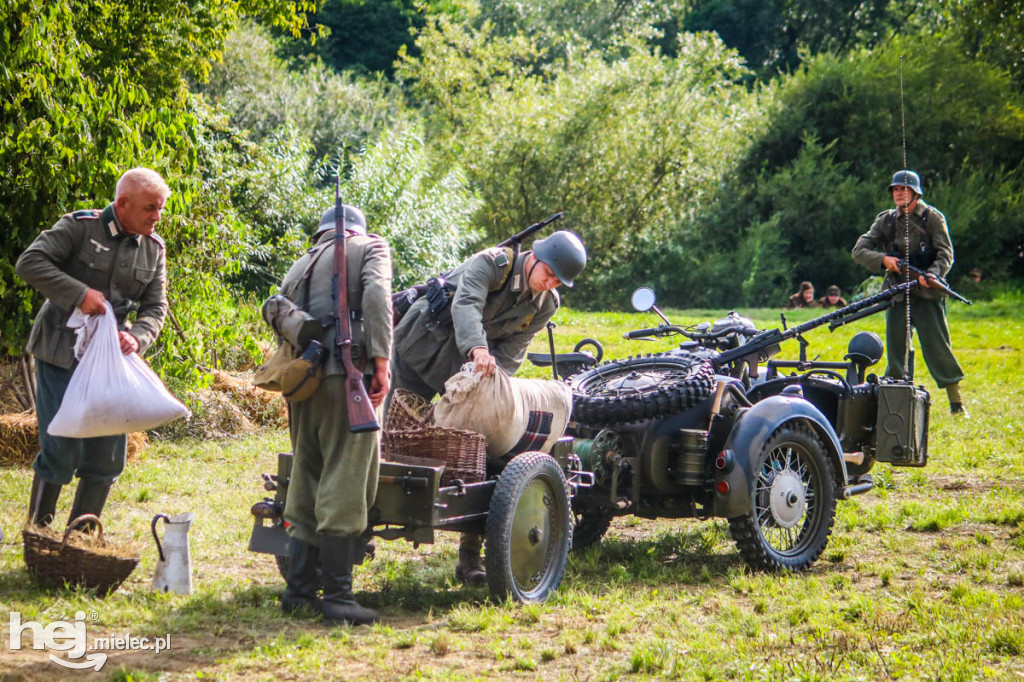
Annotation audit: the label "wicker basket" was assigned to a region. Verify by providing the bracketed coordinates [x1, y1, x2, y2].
[383, 389, 434, 433]
[385, 426, 486, 485]
[23, 515, 139, 596]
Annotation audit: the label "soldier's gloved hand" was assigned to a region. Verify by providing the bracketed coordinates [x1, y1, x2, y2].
[369, 358, 390, 408]
[882, 255, 901, 273]
[118, 331, 140, 355]
[79, 288, 107, 315]
[470, 347, 497, 378]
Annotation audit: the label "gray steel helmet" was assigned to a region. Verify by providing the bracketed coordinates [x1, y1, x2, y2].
[532, 230, 587, 287]
[845, 331, 883, 367]
[889, 170, 923, 196]
[314, 204, 367, 239]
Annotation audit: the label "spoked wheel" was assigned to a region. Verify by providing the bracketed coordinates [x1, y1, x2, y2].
[485, 452, 572, 603]
[570, 354, 715, 424]
[728, 423, 836, 571]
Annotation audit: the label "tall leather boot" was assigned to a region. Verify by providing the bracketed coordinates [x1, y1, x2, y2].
[319, 535, 380, 626]
[282, 537, 321, 615]
[28, 474, 62, 527]
[455, 532, 487, 587]
[67, 480, 111, 532]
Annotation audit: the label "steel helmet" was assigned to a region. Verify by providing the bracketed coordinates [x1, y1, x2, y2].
[888, 170, 923, 196]
[845, 331, 883, 367]
[314, 204, 367, 239]
[532, 230, 587, 287]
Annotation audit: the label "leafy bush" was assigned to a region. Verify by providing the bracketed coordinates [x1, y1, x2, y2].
[337, 128, 480, 290]
[200, 21, 409, 162]
[399, 20, 762, 308]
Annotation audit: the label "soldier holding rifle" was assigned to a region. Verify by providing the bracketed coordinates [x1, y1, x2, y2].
[275, 197, 392, 625]
[390, 225, 587, 586]
[852, 169, 967, 415]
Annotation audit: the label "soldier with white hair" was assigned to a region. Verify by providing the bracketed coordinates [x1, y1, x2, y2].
[17, 167, 171, 530]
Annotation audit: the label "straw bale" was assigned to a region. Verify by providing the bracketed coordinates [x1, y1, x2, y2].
[190, 389, 258, 438]
[0, 413, 148, 467]
[208, 369, 287, 427]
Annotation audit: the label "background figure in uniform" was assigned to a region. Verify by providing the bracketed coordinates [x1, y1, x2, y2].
[852, 169, 967, 415]
[16, 168, 170, 530]
[785, 281, 820, 308]
[818, 285, 848, 308]
[390, 230, 587, 586]
[279, 205, 392, 625]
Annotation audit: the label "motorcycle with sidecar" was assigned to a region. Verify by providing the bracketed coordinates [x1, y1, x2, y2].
[247, 282, 930, 601]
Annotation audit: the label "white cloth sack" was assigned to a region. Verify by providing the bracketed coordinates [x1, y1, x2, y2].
[47, 302, 189, 437]
[433, 364, 572, 460]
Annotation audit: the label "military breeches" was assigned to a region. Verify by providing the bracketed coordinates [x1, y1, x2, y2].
[33, 359, 127, 486]
[284, 374, 381, 544]
[885, 296, 964, 388]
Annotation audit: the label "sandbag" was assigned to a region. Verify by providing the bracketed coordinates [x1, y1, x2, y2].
[48, 302, 189, 438]
[433, 365, 571, 460]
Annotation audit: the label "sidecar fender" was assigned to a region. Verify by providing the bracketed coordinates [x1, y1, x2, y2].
[713, 396, 847, 518]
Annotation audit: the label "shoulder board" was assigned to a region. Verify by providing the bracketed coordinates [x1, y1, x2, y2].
[70, 209, 101, 220]
[145, 233, 166, 248]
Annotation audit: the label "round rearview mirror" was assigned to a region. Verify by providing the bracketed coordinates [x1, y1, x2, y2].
[631, 287, 656, 312]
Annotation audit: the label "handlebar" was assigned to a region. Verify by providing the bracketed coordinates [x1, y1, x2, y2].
[623, 326, 687, 340]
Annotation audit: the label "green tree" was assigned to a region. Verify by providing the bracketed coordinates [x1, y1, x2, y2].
[399, 19, 762, 308]
[199, 21, 409, 163]
[680, 0, 928, 78]
[684, 35, 1024, 305]
[0, 0, 312, 359]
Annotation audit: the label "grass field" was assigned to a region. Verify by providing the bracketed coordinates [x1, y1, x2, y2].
[2, 295, 1023, 681]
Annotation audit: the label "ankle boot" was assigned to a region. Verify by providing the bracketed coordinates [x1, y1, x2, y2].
[455, 532, 487, 587]
[282, 538, 321, 615]
[319, 535, 380, 626]
[68, 481, 111, 532]
[28, 475, 62, 527]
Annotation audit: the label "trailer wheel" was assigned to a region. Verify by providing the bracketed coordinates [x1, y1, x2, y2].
[570, 354, 715, 424]
[485, 452, 572, 603]
[728, 423, 836, 571]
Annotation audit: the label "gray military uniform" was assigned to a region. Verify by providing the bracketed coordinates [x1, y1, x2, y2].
[852, 200, 964, 387]
[15, 204, 168, 485]
[281, 228, 393, 544]
[392, 247, 560, 399]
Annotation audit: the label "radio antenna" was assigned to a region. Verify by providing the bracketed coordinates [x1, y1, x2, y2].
[899, 55, 912, 380]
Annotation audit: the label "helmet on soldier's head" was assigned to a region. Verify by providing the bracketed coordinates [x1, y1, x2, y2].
[314, 204, 367, 239]
[532, 230, 587, 288]
[845, 331, 883, 367]
[889, 170, 923, 196]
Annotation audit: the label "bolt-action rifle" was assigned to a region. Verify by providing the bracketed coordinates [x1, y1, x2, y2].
[333, 177, 380, 433]
[891, 259, 972, 305]
[391, 212, 564, 323]
[713, 281, 921, 370]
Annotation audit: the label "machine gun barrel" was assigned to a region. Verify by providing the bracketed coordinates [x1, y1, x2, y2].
[713, 281, 918, 368]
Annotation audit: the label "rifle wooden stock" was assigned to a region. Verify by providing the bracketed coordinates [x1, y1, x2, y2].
[333, 180, 380, 433]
